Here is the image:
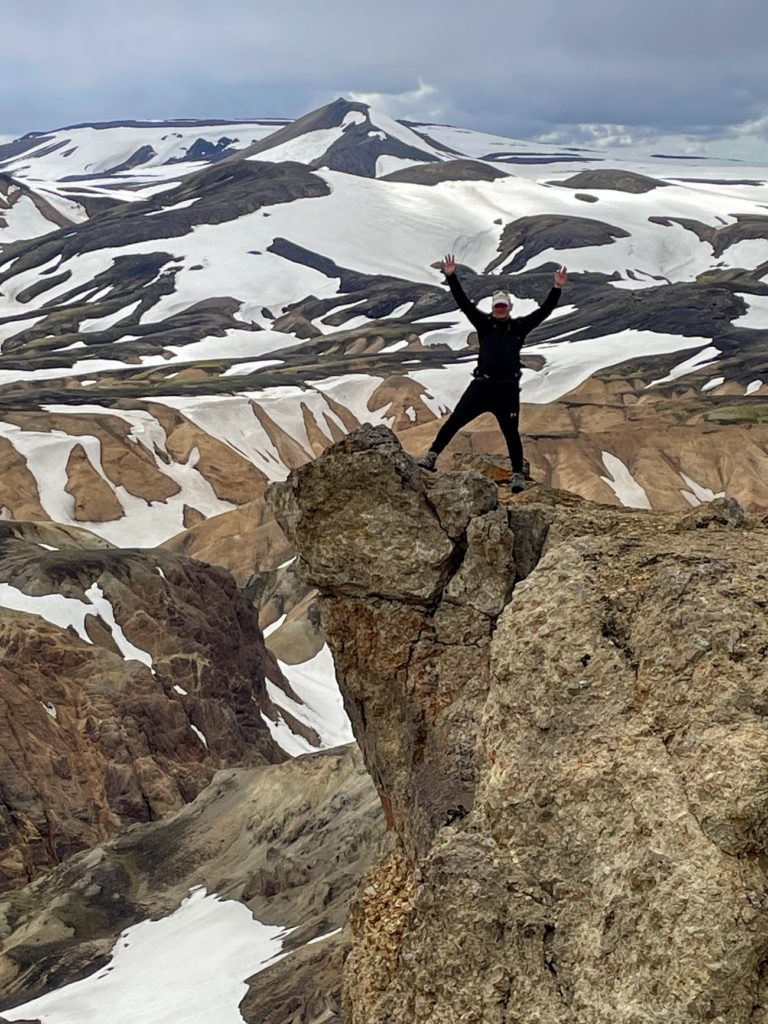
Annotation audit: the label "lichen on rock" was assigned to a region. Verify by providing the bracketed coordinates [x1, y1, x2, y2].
[270, 424, 768, 1024]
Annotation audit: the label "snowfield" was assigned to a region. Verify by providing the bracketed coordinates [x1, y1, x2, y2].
[0, 99, 766, 780]
[0, 99, 767, 1021]
[3, 887, 290, 1024]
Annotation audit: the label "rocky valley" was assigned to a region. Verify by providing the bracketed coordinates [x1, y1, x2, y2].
[0, 99, 766, 1022]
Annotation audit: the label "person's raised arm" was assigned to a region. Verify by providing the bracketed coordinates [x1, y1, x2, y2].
[518, 266, 568, 332]
[441, 253, 485, 329]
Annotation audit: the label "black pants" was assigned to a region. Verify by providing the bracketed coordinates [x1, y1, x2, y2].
[430, 377, 523, 472]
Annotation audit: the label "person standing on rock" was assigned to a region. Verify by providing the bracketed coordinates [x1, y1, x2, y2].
[418, 255, 567, 492]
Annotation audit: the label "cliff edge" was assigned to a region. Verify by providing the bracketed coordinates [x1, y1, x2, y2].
[269, 424, 768, 1024]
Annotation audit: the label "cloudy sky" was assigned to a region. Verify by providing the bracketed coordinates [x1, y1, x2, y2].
[3, 0, 768, 157]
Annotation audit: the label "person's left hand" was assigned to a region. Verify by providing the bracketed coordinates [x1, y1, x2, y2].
[554, 266, 568, 288]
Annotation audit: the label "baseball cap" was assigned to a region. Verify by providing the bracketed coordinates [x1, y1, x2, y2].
[492, 290, 511, 307]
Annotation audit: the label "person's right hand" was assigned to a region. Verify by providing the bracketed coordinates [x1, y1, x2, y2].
[442, 254, 456, 276]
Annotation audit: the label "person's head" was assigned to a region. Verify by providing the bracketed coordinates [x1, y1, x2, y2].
[491, 290, 511, 320]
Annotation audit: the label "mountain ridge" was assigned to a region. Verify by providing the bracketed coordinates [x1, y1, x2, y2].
[0, 97, 766, 1021]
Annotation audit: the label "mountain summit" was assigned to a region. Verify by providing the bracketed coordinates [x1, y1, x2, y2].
[271, 425, 768, 1024]
[0, 95, 766, 1023]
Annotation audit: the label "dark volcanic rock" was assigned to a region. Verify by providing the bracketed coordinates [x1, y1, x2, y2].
[0, 133, 60, 164]
[380, 159, 508, 185]
[486, 214, 630, 273]
[239, 97, 438, 178]
[649, 213, 768, 258]
[310, 120, 438, 178]
[552, 168, 670, 192]
[104, 145, 157, 174]
[240, 97, 371, 160]
[0, 160, 330, 285]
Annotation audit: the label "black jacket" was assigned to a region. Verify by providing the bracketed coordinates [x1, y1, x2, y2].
[447, 273, 561, 381]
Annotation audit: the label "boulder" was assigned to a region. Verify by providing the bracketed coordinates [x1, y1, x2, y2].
[271, 425, 768, 1023]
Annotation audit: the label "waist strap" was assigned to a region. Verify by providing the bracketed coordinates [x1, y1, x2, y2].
[473, 369, 521, 383]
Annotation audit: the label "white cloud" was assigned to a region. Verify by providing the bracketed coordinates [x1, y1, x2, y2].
[534, 103, 768, 162]
[347, 80, 446, 122]
[2, 0, 768, 143]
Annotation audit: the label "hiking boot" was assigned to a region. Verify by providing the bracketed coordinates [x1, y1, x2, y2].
[417, 450, 438, 471]
[511, 471, 525, 493]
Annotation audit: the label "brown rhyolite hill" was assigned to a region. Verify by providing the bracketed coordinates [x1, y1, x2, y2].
[400, 369, 768, 513]
[270, 425, 768, 1024]
[0, 520, 284, 891]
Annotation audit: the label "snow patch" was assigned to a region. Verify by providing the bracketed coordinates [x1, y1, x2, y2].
[3, 887, 289, 1024]
[262, 645, 353, 756]
[0, 580, 154, 671]
[263, 613, 287, 639]
[734, 293, 768, 329]
[600, 452, 652, 510]
[221, 359, 284, 377]
[646, 346, 721, 387]
[308, 927, 343, 945]
[190, 724, 208, 749]
[521, 332, 714, 405]
[84, 583, 154, 672]
[679, 472, 725, 507]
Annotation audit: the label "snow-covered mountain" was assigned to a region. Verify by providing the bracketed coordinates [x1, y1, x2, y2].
[1, 94, 767, 1024]
[0, 97, 766, 535]
[0, 91, 765, 770]
[0, 117, 289, 173]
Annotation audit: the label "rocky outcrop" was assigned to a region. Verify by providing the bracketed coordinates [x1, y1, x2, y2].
[0, 521, 284, 891]
[269, 425, 507, 860]
[485, 214, 630, 274]
[552, 169, 670, 193]
[269, 425, 768, 1024]
[380, 160, 508, 185]
[0, 745, 384, 1021]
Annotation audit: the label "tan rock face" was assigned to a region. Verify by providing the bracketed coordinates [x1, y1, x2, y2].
[0, 438, 46, 521]
[163, 497, 293, 585]
[368, 377, 440, 430]
[65, 444, 123, 521]
[0, 523, 283, 892]
[461, 528, 768, 1023]
[160, 412, 268, 505]
[5, 411, 180, 504]
[273, 425, 768, 1024]
[400, 373, 768, 514]
[269, 425, 512, 860]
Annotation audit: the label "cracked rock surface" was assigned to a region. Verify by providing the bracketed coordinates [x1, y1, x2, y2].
[269, 425, 768, 1024]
